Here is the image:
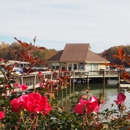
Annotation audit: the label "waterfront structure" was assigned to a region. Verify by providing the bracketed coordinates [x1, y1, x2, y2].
[47, 43, 110, 71]
[6, 60, 30, 68]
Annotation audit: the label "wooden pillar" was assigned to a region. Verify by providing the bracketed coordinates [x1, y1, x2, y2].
[87, 72, 89, 89]
[61, 89, 63, 106]
[118, 70, 121, 92]
[80, 72, 83, 84]
[65, 88, 67, 104]
[33, 74, 36, 90]
[69, 84, 71, 97]
[51, 74, 53, 80]
[20, 76, 23, 84]
[103, 70, 105, 97]
[73, 84, 75, 95]
[73, 71, 75, 86]
[69, 78, 72, 87]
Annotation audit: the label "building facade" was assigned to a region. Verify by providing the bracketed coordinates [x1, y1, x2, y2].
[47, 43, 110, 71]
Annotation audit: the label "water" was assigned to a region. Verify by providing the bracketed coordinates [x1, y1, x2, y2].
[59, 83, 130, 111]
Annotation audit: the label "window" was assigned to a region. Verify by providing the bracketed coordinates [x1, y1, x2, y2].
[68, 64, 72, 71]
[56, 66, 59, 70]
[73, 64, 77, 70]
[79, 63, 84, 70]
[52, 66, 55, 70]
[87, 63, 92, 71]
[93, 63, 98, 70]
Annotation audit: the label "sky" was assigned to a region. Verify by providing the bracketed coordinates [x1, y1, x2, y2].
[0, 0, 130, 53]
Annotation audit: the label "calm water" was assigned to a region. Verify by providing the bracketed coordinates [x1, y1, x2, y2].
[59, 83, 130, 111]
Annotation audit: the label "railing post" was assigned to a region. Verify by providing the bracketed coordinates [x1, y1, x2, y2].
[20, 76, 23, 84]
[73, 71, 75, 86]
[51, 74, 53, 80]
[61, 89, 63, 106]
[87, 71, 89, 89]
[33, 74, 36, 90]
[65, 87, 67, 104]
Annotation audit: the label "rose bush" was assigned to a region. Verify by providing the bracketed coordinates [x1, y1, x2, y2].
[1, 38, 130, 129]
[10, 92, 52, 114]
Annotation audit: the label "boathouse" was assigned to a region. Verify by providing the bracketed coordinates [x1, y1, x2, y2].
[47, 43, 110, 72]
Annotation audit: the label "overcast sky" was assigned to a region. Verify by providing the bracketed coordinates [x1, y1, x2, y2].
[0, 0, 130, 53]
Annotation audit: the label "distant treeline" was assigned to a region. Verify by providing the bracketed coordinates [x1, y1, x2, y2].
[0, 42, 59, 66]
[1, 41, 130, 67]
[99, 45, 130, 67]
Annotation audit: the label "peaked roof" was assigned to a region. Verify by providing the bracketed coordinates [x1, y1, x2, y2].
[59, 44, 90, 62]
[47, 43, 109, 63]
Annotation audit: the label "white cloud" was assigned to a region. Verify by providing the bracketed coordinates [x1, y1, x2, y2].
[0, 0, 130, 52]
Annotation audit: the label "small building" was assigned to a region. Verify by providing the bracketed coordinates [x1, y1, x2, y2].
[47, 43, 110, 71]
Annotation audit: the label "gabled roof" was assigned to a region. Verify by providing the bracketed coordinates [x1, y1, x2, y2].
[47, 43, 109, 63]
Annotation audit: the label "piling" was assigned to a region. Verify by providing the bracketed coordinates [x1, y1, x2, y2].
[103, 70, 105, 97]
[118, 71, 121, 92]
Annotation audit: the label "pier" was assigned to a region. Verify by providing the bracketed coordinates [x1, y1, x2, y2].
[12, 70, 120, 90]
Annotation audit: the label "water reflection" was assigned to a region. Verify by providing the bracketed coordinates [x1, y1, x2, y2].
[60, 83, 130, 111]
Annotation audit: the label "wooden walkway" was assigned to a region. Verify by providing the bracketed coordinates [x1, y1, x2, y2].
[10, 70, 119, 89]
[0, 70, 120, 92]
[70, 70, 119, 78]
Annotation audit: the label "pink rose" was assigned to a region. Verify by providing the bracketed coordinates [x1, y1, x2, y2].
[18, 84, 28, 91]
[114, 92, 126, 105]
[6, 83, 10, 88]
[13, 82, 19, 88]
[74, 95, 105, 114]
[38, 71, 43, 77]
[39, 82, 46, 88]
[0, 111, 4, 119]
[10, 92, 52, 115]
[10, 98, 21, 112]
[25, 93, 52, 114]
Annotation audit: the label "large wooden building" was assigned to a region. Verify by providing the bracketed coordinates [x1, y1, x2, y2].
[47, 43, 110, 71]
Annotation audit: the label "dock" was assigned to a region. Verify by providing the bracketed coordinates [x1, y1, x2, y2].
[0, 70, 121, 92]
[12, 70, 120, 87]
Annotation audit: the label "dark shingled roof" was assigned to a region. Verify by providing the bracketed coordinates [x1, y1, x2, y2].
[47, 44, 109, 63]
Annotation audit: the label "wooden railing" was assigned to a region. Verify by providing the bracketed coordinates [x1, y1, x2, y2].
[0, 70, 120, 91]
[70, 70, 119, 79]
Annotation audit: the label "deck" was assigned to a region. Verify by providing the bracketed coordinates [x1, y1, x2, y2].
[70, 70, 118, 78]
[0, 70, 120, 92]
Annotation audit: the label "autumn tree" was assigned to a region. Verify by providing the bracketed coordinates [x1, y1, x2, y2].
[0, 41, 59, 66]
[0, 42, 10, 59]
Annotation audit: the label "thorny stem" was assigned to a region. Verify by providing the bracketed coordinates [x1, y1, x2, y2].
[83, 113, 90, 126]
[91, 114, 97, 126]
[31, 113, 38, 130]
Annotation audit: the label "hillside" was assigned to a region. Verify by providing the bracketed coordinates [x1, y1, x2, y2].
[99, 45, 130, 66]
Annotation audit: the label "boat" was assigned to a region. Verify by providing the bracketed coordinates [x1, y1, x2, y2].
[120, 84, 130, 89]
[107, 79, 118, 85]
